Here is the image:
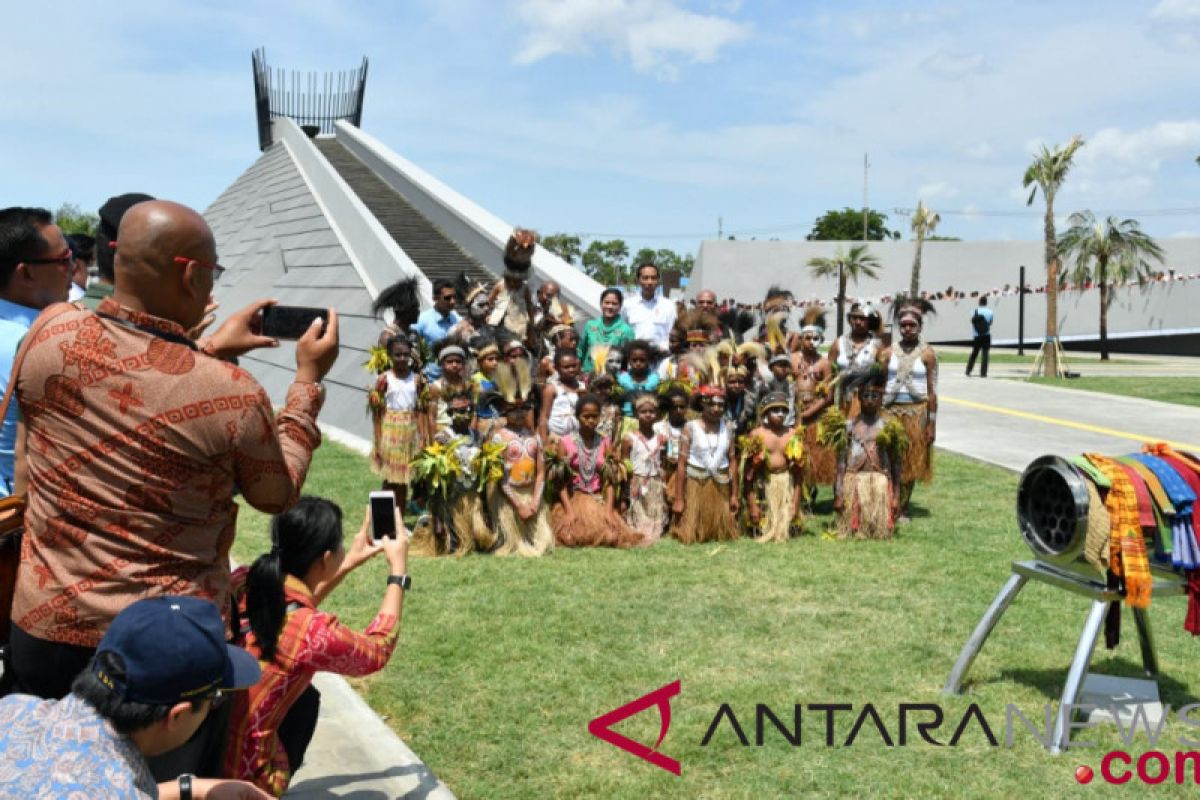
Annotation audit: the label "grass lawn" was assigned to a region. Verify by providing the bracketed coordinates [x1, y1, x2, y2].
[938, 350, 1138, 366]
[1027, 376, 1200, 409]
[233, 444, 1200, 799]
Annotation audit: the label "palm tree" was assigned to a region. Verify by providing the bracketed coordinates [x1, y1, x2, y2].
[807, 244, 882, 337]
[909, 201, 941, 296]
[1023, 135, 1085, 377]
[1057, 212, 1164, 361]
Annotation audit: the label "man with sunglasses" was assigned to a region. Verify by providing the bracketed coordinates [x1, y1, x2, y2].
[0, 596, 268, 799]
[414, 278, 461, 379]
[7, 200, 339, 703]
[0, 207, 73, 496]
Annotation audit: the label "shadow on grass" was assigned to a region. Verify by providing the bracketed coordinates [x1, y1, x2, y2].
[997, 661, 1199, 708]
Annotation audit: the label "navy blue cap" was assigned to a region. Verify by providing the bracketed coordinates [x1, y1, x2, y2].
[93, 596, 261, 705]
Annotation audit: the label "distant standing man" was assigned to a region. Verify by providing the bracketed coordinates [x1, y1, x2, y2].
[622, 263, 676, 353]
[694, 289, 724, 341]
[0, 207, 73, 495]
[81, 193, 154, 311]
[966, 296, 993, 377]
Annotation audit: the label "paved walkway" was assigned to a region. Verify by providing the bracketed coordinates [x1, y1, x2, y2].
[935, 369, 1200, 473]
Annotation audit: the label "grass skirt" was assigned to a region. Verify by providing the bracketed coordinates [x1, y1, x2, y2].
[885, 400, 933, 484]
[410, 492, 495, 557]
[553, 492, 644, 548]
[490, 483, 554, 556]
[372, 409, 419, 484]
[626, 475, 667, 544]
[837, 472, 894, 540]
[803, 421, 838, 486]
[760, 471, 798, 543]
[673, 476, 739, 544]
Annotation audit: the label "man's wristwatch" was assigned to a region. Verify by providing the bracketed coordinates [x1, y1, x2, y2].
[178, 773, 194, 800]
[387, 574, 411, 590]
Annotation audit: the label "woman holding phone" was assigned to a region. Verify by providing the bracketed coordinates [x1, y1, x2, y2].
[224, 497, 409, 796]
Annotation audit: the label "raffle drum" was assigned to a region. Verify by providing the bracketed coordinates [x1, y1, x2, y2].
[944, 454, 1188, 753]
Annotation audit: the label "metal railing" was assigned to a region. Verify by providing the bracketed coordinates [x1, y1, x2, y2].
[252, 48, 368, 151]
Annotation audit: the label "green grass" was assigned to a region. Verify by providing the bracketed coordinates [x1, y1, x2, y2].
[1027, 377, 1200, 409]
[233, 444, 1200, 799]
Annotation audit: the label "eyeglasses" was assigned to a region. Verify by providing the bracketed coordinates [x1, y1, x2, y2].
[205, 689, 226, 709]
[173, 256, 226, 279]
[23, 249, 74, 270]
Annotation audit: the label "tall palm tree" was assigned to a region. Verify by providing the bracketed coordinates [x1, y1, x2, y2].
[807, 244, 882, 336]
[1023, 135, 1085, 377]
[909, 201, 941, 296]
[1057, 212, 1164, 361]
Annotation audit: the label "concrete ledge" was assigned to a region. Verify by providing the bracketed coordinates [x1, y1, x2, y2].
[287, 672, 454, 799]
[334, 121, 604, 318]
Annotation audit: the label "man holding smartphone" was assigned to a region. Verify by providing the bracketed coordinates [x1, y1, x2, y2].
[8, 199, 340, 724]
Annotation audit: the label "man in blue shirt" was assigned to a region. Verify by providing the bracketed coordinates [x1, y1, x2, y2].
[414, 278, 460, 378]
[0, 596, 265, 799]
[0, 208, 74, 494]
[966, 296, 994, 378]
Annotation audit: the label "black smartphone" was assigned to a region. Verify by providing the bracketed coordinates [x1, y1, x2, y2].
[369, 491, 398, 540]
[260, 305, 329, 340]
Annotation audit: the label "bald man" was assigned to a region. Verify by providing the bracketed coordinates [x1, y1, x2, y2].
[8, 200, 340, 703]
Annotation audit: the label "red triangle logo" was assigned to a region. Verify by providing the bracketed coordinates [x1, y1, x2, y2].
[587, 680, 681, 775]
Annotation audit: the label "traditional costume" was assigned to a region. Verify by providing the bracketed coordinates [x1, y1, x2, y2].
[487, 228, 537, 339]
[369, 369, 423, 485]
[884, 312, 936, 488]
[487, 361, 554, 556]
[831, 387, 907, 540]
[744, 392, 806, 542]
[552, 432, 643, 548]
[673, 356, 740, 543]
[625, 394, 669, 542]
[409, 420, 497, 557]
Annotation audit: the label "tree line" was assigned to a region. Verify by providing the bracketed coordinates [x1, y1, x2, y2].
[540, 234, 695, 286]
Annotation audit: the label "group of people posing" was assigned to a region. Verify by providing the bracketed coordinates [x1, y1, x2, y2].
[368, 231, 942, 555]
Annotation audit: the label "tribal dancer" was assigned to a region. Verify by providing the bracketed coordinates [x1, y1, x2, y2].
[487, 228, 538, 343]
[623, 392, 669, 543]
[552, 394, 643, 548]
[832, 371, 905, 540]
[882, 298, 938, 520]
[487, 361, 553, 556]
[792, 308, 836, 489]
[671, 356, 739, 544]
[744, 392, 805, 541]
[826, 302, 885, 413]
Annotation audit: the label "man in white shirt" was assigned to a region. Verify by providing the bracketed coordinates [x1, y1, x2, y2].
[621, 263, 676, 352]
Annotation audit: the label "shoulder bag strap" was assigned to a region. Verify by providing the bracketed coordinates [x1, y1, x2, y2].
[0, 302, 77, 425]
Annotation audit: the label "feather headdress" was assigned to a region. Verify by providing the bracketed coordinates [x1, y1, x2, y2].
[372, 277, 422, 327]
[800, 306, 828, 339]
[717, 306, 757, 344]
[547, 299, 578, 341]
[590, 344, 612, 376]
[765, 311, 790, 363]
[457, 271, 488, 306]
[470, 329, 499, 361]
[503, 228, 537, 279]
[434, 335, 469, 365]
[675, 308, 719, 346]
[493, 360, 533, 405]
[891, 295, 936, 324]
[762, 285, 793, 313]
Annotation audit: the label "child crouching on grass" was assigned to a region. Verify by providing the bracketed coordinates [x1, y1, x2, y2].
[831, 371, 906, 540]
[552, 394, 643, 548]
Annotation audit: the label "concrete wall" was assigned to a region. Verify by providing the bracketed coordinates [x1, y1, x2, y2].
[334, 121, 605, 317]
[691, 238, 1200, 346]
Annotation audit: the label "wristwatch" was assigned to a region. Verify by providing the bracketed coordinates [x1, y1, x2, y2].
[178, 773, 194, 800]
[387, 574, 411, 590]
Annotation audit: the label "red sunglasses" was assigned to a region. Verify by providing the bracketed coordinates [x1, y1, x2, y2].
[173, 256, 225, 279]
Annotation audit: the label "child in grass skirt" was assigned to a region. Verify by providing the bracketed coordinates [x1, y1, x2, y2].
[622, 392, 669, 543]
[744, 392, 806, 542]
[832, 371, 905, 540]
[487, 361, 553, 556]
[552, 394, 643, 548]
[370, 336, 428, 510]
[410, 390, 497, 556]
[655, 384, 690, 516]
[671, 381, 739, 544]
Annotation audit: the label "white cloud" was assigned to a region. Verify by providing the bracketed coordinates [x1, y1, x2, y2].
[917, 182, 959, 202]
[1150, 0, 1200, 20]
[921, 50, 987, 78]
[964, 141, 994, 159]
[512, 0, 752, 79]
[1077, 120, 1200, 171]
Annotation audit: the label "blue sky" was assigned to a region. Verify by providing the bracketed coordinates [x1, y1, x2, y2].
[3, 0, 1198, 256]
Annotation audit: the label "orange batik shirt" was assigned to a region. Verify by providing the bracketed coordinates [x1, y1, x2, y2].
[13, 298, 324, 647]
[224, 567, 399, 796]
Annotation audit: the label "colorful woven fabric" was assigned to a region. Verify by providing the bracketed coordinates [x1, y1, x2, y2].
[1131, 454, 1199, 569]
[1086, 453, 1152, 608]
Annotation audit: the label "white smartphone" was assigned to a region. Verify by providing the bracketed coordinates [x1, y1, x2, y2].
[369, 491, 398, 540]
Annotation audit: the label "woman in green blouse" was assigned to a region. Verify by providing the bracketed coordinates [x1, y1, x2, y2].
[578, 288, 635, 373]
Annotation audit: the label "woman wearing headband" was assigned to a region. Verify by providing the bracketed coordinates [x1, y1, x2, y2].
[881, 299, 938, 522]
